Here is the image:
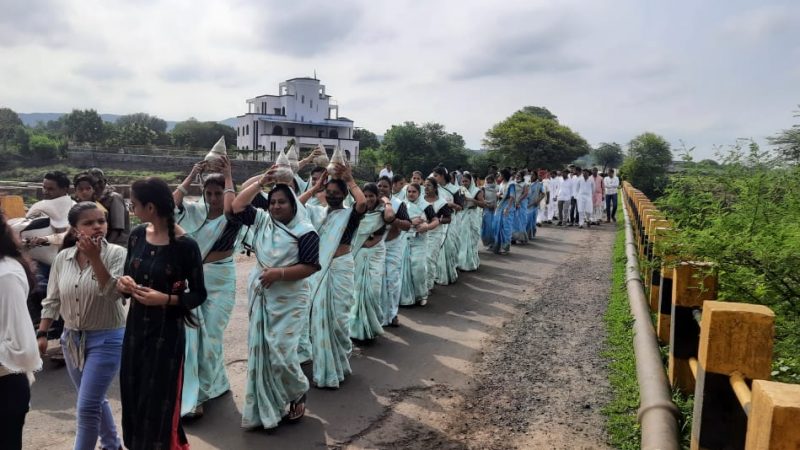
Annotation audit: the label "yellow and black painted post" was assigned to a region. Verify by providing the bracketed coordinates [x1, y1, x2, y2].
[669, 262, 717, 395]
[690, 301, 774, 450]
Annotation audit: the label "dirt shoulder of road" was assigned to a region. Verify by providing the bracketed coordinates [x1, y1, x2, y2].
[344, 224, 616, 450]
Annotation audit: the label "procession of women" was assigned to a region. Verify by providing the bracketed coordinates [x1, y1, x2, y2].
[1, 138, 619, 450]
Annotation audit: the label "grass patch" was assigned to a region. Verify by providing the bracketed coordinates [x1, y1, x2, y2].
[0, 164, 184, 185]
[602, 210, 641, 449]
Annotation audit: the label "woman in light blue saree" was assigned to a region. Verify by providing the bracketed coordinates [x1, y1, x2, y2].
[399, 183, 440, 306]
[458, 172, 484, 271]
[172, 158, 243, 418]
[512, 171, 529, 245]
[481, 174, 498, 249]
[230, 177, 320, 429]
[349, 183, 395, 340]
[377, 177, 412, 327]
[422, 177, 453, 299]
[297, 166, 367, 389]
[432, 168, 461, 286]
[491, 169, 516, 255]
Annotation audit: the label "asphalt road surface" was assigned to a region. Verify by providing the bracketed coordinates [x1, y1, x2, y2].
[23, 222, 616, 449]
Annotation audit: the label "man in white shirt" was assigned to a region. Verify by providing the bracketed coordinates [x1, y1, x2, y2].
[379, 163, 393, 180]
[604, 168, 620, 222]
[548, 170, 561, 222]
[575, 168, 595, 228]
[557, 171, 572, 226]
[21, 171, 75, 247]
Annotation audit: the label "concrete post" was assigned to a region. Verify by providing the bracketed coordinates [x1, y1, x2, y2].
[691, 301, 774, 450]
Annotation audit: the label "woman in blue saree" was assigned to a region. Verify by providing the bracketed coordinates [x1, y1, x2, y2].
[422, 177, 452, 299]
[172, 158, 243, 418]
[349, 183, 395, 340]
[298, 165, 367, 389]
[491, 169, 515, 255]
[512, 171, 529, 245]
[458, 172, 484, 271]
[481, 174, 498, 249]
[432, 168, 461, 286]
[230, 175, 321, 429]
[399, 182, 440, 306]
[377, 177, 412, 327]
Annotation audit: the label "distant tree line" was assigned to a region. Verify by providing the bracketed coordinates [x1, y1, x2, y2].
[0, 107, 236, 164]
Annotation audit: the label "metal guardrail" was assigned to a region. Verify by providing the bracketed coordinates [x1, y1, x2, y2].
[623, 182, 800, 450]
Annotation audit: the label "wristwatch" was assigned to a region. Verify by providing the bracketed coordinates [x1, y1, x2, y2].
[36, 330, 49, 339]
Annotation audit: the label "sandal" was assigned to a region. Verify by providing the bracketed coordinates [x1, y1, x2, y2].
[287, 393, 306, 422]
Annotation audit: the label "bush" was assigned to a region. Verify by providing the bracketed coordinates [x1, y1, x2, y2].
[28, 134, 60, 160]
[657, 142, 800, 382]
[621, 133, 672, 198]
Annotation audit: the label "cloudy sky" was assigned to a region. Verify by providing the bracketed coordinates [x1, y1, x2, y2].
[1, 0, 798, 158]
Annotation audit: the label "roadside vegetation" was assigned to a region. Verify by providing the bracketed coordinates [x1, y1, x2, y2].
[0, 164, 183, 185]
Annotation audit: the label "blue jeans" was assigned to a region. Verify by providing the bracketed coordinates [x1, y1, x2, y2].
[61, 328, 124, 450]
[605, 193, 618, 221]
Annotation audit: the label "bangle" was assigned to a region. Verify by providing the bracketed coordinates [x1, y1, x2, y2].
[224, 188, 236, 195]
[280, 268, 285, 280]
[177, 185, 189, 195]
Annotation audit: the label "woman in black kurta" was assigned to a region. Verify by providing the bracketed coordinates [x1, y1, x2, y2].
[117, 178, 207, 450]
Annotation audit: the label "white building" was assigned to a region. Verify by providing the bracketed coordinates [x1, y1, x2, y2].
[235, 77, 359, 163]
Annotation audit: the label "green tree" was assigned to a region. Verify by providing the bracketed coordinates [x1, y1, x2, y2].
[519, 105, 558, 121]
[0, 107, 23, 150]
[171, 118, 236, 149]
[116, 113, 168, 134]
[483, 111, 590, 169]
[28, 134, 60, 160]
[768, 107, 800, 162]
[620, 132, 673, 198]
[64, 109, 105, 143]
[353, 128, 380, 151]
[592, 142, 624, 171]
[381, 122, 470, 176]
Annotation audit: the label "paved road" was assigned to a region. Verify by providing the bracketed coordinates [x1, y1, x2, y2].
[23, 224, 614, 449]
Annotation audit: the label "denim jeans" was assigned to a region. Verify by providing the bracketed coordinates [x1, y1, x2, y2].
[61, 328, 124, 450]
[605, 193, 618, 221]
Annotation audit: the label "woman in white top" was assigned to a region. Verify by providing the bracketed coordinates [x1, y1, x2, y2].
[0, 213, 43, 450]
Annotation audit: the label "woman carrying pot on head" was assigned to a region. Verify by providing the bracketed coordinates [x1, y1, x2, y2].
[172, 157, 243, 418]
[230, 166, 321, 429]
[431, 168, 462, 286]
[297, 164, 367, 389]
[421, 177, 452, 301]
[491, 169, 516, 255]
[376, 176, 412, 327]
[399, 182, 440, 307]
[457, 172, 485, 271]
[116, 177, 207, 450]
[349, 182, 395, 341]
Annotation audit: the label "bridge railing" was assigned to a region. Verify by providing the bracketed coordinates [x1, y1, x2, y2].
[622, 181, 800, 449]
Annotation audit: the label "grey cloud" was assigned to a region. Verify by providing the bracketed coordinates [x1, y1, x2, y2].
[75, 62, 133, 80]
[0, 0, 71, 47]
[356, 72, 399, 83]
[253, 0, 363, 57]
[450, 18, 590, 80]
[158, 61, 256, 89]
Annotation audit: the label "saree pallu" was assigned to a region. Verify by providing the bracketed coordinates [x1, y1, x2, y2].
[513, 201, 529, 244]
[242, 274, 310, 429]
[481, 207, 496, 247]
[436, 213, 460, 285]
[310, 253, 356, 388]
[381, 235, 407, 323]
[458, 207, 481, 271]
[426, 224, 447, 292]
[400, 229, 429, 305]
[351, 242, 386, 340]
[181, 257, 236, 416]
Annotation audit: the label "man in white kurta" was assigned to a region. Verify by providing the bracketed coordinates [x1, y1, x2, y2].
[575, 169, 595, 228]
